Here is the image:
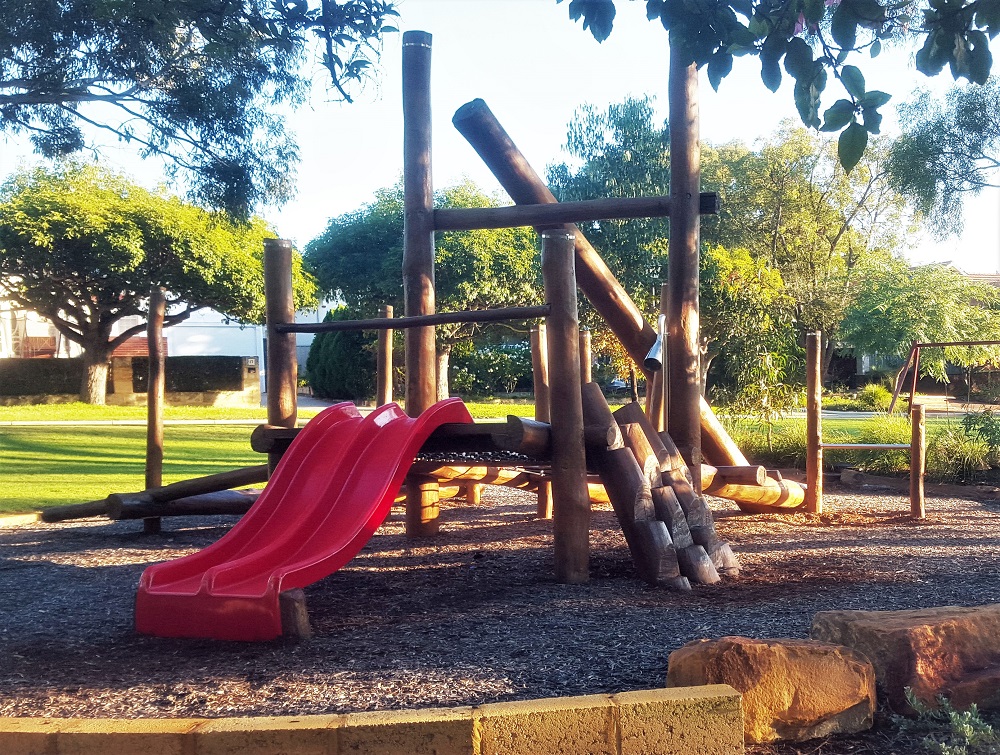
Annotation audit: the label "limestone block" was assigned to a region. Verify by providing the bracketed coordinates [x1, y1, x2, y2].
[612, 686, 743, 755]
[339, 706, 474, 755]
[667, 636, 875, 744]
[475, 694, 616, 755]
[812, 604, 1000, 713]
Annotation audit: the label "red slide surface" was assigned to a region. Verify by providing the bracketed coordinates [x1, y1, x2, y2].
[135, 398, 473, 641]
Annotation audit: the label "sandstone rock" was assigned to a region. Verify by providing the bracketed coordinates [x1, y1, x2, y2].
[811, 604, 1000, 714]
[666, 636, 875, 744]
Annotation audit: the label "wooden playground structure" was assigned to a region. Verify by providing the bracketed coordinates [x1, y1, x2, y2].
[40, 33, 929, 632]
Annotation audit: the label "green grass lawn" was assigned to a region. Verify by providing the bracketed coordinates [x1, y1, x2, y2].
[0, 402, 962, 515]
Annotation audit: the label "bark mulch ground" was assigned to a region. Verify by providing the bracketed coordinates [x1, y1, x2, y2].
[2, 484, 999, 754]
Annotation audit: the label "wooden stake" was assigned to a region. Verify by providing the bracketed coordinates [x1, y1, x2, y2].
[531, 324, 550, 423]
[666, 46, 702, 490]
[264, 238, 298, 474]
[911, 404, 926, 519]
[536, 478, 554, 520]
[805, 331, 823, 514]
[405, 473, 440, 536]
[541, 230, 590, 583]
[579, 328, 592, 384]
[377, 304, 393, 406]
[144, 285, 166, 535]
[402, 30, 437, 418]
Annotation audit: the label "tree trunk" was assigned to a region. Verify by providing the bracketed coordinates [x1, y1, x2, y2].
[436, 345, 451, 403]
[81, 348, 111, 404]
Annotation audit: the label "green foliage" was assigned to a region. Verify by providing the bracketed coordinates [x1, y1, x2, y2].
[450, 342, 532, 397]
[0, 0, 398, 215]
[892, 689, 1000, 754]
[304, 180, 541, 396]
[962, 409, 1000, 450]
[842, 258, 1000, 382]
[0, 358, 83, 396]
[305, 308, 376, 401]
[0, 163, 316, 402]
[888, 78, 1000, 238]
[721, 416, 809, 468]
[927, 426, 992, 483]
[559, 0, 996, 173]
[858, 382, 893, 411]
[130, 356, 249, 393]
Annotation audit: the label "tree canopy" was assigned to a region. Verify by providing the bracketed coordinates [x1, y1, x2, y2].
[561, 0, 998, 172]
[842, 258, 1000, 381]
[304, 180, 541, 398]
[887, 77, 1000, 236]
[0, 163, 317, 402]
[0, 0, 397, 216]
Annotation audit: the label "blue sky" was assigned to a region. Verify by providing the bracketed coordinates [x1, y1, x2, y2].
[1, 0, 997, 271]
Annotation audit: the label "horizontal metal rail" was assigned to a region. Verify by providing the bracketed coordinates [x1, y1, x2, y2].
[274, 304, 551, 334]
[820, 443, 910, 451]
[433, 193, 720, 231]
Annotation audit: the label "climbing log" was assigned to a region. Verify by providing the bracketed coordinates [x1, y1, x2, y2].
[107, 489, 261, 520]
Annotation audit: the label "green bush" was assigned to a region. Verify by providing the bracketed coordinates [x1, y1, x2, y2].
[723, 419, 807, 468]
[131, 356, 246, 392]
[858, 383, 894, 412]
[305, 309, 376, 401]
[892, 689, 1000, 754]
[450, 342, 532, 397]
[826, 414, 912, 474]
[927, 428, 991, 484]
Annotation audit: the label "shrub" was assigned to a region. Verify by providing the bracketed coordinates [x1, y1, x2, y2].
[0, 358, 83, 396]
[305, 309, 375, 401]
[858, 383, 894, 412]
[449, 342, 531, 396]
[892, 689, 1000, 754]
[722, 418, 807, 468]
[927, 427, 991, 484]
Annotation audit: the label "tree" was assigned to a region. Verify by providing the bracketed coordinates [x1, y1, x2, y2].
[704, 123, 915, 375]
[306, 307, 376, 400]
[0, 0, 397, 216]
[0, 163, 317, 402]
[841, 257, 1000, 382]
[304, 180, 541, 399]
[887, 77, 1000, 237]
[561, 0, 998, 172]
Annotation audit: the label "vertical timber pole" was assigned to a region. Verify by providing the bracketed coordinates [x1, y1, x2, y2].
[579, 328, 592, 384]
[531, 323, 553, 519]
[264, 238, 298, 474]
[805, 331, 823, 514]
[144, 285, 166, 534]
[402, 30, 437, 418]
[377, 304, 393, 407]
[541, 230, 590, 583]
[911, 404, 926, 519]
[531, 324, 551, 423]
[667, 42, 702, 491]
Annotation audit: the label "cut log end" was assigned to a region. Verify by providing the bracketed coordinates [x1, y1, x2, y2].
[280, 589, 313, 641]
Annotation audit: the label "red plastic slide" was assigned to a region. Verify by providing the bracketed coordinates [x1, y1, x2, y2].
[135, 398, 473, 641]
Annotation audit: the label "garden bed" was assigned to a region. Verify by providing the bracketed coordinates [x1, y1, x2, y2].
[3, 485, 1000, 753]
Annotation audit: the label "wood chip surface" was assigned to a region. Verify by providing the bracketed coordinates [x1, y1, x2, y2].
[2, 484, 998, 754]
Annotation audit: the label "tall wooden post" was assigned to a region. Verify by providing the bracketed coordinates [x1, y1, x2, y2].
[531, 323, 553, 519]
[910, 404, 926, 519]
[667, 44, 702, 490]
[264, 238, 298, 474]
[805, 331, 823, 514]
[579, 328, 592, 384]
[377, 304, 393, 406]
[541, 230, 590, 583]
[144, 285, 166, 535]
[530, 324, 550, 423]
[402, 30, 436, 417]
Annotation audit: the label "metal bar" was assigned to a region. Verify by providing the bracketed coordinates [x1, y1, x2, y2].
[433, 193, 720, 231]
[275, 305, 551, 333]
[820, 443, 910, 450]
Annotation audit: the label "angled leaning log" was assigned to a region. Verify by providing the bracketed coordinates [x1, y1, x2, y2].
[614, 401, 740, 577]
[581, 382, 689, 589]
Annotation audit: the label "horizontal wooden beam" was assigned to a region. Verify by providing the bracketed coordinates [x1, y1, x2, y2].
[433, 193, 720, 231]
[275, 305, 550, 334]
